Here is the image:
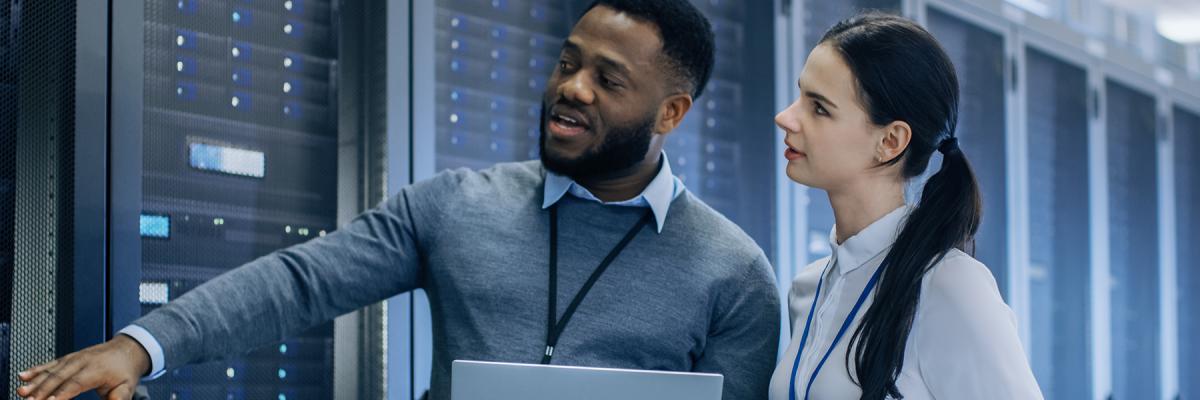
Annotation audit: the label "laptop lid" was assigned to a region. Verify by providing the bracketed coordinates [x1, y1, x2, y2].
[451, 360, 724, 400]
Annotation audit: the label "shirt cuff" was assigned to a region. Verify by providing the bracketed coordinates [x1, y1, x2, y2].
[118, 325, 167, 380]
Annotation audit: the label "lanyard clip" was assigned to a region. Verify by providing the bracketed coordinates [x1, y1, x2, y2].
[544, 346, 555, 357]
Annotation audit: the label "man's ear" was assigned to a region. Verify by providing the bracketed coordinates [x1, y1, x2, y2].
[654, 93, 693, 134]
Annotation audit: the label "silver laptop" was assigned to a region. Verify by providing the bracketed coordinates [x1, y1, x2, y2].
[451, 360, 724, 400]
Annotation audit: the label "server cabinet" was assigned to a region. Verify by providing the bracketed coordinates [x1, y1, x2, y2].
[1024, 46, 1092, 399]
[924, 6, 1011, 299]
[1173, 105, 1199, 400]
[131, 0, 381, 398]
[1105, 78, 1161, 400]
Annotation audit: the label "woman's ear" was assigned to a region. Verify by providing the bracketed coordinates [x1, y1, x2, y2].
[877, 120, 912, 163]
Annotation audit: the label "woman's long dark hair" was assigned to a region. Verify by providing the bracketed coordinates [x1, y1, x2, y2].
[819, 13, 983, 399]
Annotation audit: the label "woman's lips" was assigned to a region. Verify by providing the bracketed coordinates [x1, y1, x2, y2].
[784, 147, 806, 161]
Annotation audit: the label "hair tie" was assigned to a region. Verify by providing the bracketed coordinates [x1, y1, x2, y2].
[938, 137, 960, 156]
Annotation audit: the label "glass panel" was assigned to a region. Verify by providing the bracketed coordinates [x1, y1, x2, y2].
[140, 0, 340, 398]
[1175, 106, 1200, 400]
[799, 0, 901, 262]
[1025, 47, 1091, 399]
[1105, 79, 1160, 400]
[924, 9, 1011, 296]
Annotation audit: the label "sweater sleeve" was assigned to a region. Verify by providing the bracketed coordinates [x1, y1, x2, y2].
[128, 170, 459, 372]
[693, 251, 782, 400]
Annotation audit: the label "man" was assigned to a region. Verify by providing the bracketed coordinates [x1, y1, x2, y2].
[16, 1, 780, 399]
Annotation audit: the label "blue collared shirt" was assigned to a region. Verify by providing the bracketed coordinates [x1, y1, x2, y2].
[542, 151, 684, 233]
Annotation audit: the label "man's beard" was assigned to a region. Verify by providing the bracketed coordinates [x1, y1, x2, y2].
[538, 104, 656, 179]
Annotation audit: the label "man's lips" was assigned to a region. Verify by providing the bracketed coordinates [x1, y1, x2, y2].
[547, 105, 592, 138]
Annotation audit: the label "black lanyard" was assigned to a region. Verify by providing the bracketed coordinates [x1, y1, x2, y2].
[541, 204, 653, 364]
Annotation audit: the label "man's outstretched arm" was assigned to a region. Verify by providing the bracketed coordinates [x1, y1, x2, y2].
[16, 174, 454, 400]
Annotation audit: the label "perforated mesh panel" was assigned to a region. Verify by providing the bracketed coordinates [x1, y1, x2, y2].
[8, 0, 76, 396]
[1175, 106, 1200, 400]
[0, 0, 16, 384]
[1025, 47, 1091, 399]
[1105, 79, 1160, 400]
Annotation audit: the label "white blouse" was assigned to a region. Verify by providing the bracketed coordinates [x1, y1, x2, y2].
[768, 206, 1044, 399]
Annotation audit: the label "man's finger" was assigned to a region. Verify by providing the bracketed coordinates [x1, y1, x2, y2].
[19, 365, 63, 396]
[103, 383, 134, 400]
[27, 361, 85, 400]
[18, 359, 60, 381]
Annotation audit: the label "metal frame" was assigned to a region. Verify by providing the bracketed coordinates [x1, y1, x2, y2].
[74, 0, 112, 353]
[334, 1, 394, 399]
[409, 0, 437, 393]
[107, 0, 145, 345]
[388, 0, 431, 398]
[1086, 52, 1114, 400]
[1156, 87, 1179, 400]
[773, 0, 804, 349]
[384, 0, 416, 398]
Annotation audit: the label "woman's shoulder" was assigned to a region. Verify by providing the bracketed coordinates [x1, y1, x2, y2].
[922, 249, 1003, 304]
[916, 248, 1015, 333]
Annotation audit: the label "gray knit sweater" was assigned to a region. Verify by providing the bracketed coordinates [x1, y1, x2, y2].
[132, 160, 781, 399]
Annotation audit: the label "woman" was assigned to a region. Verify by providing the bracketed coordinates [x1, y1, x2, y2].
[768, 13, 1043, 400]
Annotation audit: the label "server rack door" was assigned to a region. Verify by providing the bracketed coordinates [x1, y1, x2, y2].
[1173, 106, 1199, 400]
[1025, 46, 1092, 399]
[0, 0, 15, 382]
[924, 8, 1010, 298]
[405, 0, 778, 397]
[138, 1, 341, 398]
[1104, 79, 1160, 400]
[797, 0, 901, 264]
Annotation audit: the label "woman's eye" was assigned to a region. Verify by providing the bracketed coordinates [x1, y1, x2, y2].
[814, 102, 829, 116]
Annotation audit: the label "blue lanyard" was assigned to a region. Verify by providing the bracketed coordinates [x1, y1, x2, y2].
[788, 258, 888, 400]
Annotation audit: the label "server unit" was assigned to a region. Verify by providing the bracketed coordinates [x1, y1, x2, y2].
[137, 0, 342, 398]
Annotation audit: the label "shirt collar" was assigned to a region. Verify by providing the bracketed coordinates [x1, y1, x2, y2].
[542, 151, 683, 233]
[828, 205, 912, 275]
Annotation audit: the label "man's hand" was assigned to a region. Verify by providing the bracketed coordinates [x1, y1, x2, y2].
[15, 334, 151, 400]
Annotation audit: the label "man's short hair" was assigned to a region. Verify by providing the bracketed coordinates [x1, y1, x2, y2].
[583, 0, 716, 99]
